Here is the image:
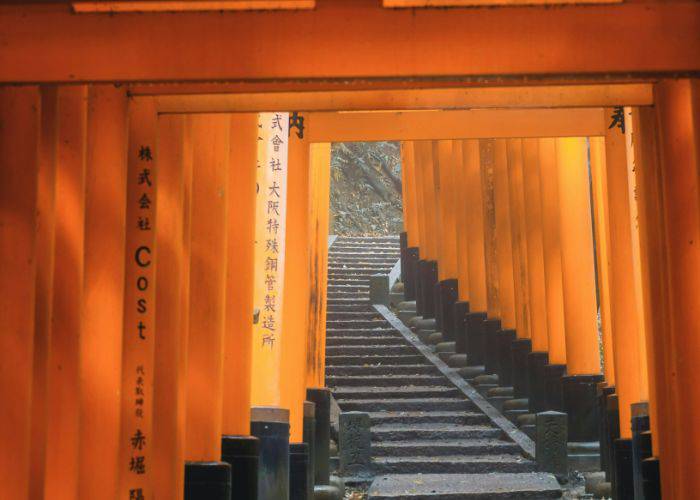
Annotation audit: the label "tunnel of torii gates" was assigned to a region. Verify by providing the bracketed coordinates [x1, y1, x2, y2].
[0, 2, 699, 500]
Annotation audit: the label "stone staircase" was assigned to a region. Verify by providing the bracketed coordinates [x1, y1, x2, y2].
[325, 235, 562, 499]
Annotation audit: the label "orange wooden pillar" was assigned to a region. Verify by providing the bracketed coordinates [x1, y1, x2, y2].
[221, 114, 258, 436]
[589, 136, 616, 386]
[644, 79, 700, 499]
[45, 85, 88, 500]
[78, 84, 129, 499]
[555, 137, 603, 442]
[492, 139, 518, 386]
[454, 141, 471, 308]
[414, 140, 439, 320]
[537, 138, 568, 409]
[521, 138, 550, 411]
[477, 140, 500, 323]
[0, 85, 41, 499]
[281, 129, 310, 442]
[29, 86, 58, 500]
[464, 140, 488, 318]
[152, 114, 191, 500]
[306, 142, 332, 389]
[400, 141, 420, 301]
[184, 115, 230, 466]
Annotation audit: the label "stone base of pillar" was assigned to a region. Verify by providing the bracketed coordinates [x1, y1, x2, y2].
[303, 401, 316, 499]
[612, 438, 634, 500]
[250, 406, 290, 500]
[465, 312, 487, 366]
[290, 443, 310, 500]
[452, 301, 469, 354]
[631, 402, 651, 499]
[527, 351, 549, 413]
[482, 318, 502, 375]
[434, 278, 458, 341]
[496, 329, 517, 387]
[567, 441, 601, 472]
[642, 457, 662, 500]
[542, 364, 567, 411]
[511, 338, 532, 399]
[404, 247, 419, 301]
[419, 260, 438, 319]
[221, 435, 259, 500]
[184, 461, 232, 500]
[414, 259, 425, 315]
[603, 391, 620, 482]
[596, 383, 615, 480]
[306, 388, 331, 486]
[561, 374, 605, 442]
[399, 231, 408, 284]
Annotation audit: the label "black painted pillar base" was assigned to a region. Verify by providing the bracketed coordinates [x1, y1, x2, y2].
[419, 260, 438, 319]
[306, 388, 331, 486]
[511, 339, 532, 399]
[465, 312, 487, 366]
[483, 318, 502, 375]
[496, 329, 517, 387]
[404, 247, 419, 301]
[542, 364, 567, 411]
[290, 442, 310, 500]
[221, 435, 259, 500]
[250, 406, 290, 500]
[184, 461, 232, 500]
[613, 438, 635, 500]
[562, 374, 605, 442]
[597, 383, 616, 480]
[302, 401, 316, 500]
[435, 279, 458, 341]
[399, 232, 408, 282]
[527, 351, 549, 413]
[453, 301, 470, 354]
[605, 392, 621, 482]
[415, 259, 425, 316]
[642, 457, 662, 500]
[631, 403, 652, 500]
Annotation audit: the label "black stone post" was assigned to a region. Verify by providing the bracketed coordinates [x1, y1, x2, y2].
[527, 352, 549, 413]
[613, 438, 634, 500]
[250, 406, 290, 500]
[220, 435, 259, 500]
[642, 457, 662, 500]
[496, 329, 517, 388]
[464, 312, 487, 366]
[306, 387, 331, 485]
[404, 247, 419, 301]
[511, 339, 532, 399]
[419, 260, 438, 318]
[542, 364, 567, 411]
[302, 401, 316, 499]
[561, 374, 605, 442]
[184, 461, 232, 500]
[452, 301, 469, 354]
[289, 443, 310, 500]
[414, 259, 425, 316]
[482, 318, 502, 375]
[436, 279, 458, 341]
[631, 402, 651, 500]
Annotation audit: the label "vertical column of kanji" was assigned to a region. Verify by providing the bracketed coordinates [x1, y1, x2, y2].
[306, 140, 333, 389]
[29, 86, 57, 500]
[281, 117, 310, 442]
[152, 114, 188, 500]
[184, 114, 231, 462]
[0, 85, 41, 499]
[589, 136, 616, 387]
[221, 113, 258, 436]
[79, 84, 128, 500]
[44, 84, 88, 500]
[117, 98, 158, 500]
[251, 113, 290, 406]
[555, 137, 604, 443]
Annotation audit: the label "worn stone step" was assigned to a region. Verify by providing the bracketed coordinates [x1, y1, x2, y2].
[328, 279, 372, 286]
[325, 345, 416, 356]
[325, 304, 374, 312]
[326, 328, 400, 338]
[328, 272, 380, 279]
[327, 284, 370, 292]
[371, 423, 501, 442]
[326, 319, 389, 329]
[328, 292, 374, 299]
[333, 386, 461, 400]
[371, 438, 522, 457]
[367, 411, 490, 426]
[325, 354, 426, 367]
[367, 473, 562, 499]
[330, 252, 400, 258]
[326, 311, 383, 321]
[326, 364, 438, 376]
[372, 454, 536, 474]
[327, 297, 370, 305]
[326, 336, 406, 346]
[329, 266, 394, 272]
[326, 374, 446, 387]
[337, 398, 473, 412]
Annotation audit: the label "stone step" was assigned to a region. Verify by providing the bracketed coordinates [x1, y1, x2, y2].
[326, 320, 389, 329]
[327, 298, 370, 305]
[326, 364, 438, 376]
[367, 473, 562, 499]
[367, 411, 490, 426]
[325, 328, 400, 337]
[371, 438, 522, 457]
[330, 252, 400, 258]
[326, 374, 446, 387]
[326, 311, 383, 320]
[326, 336, 406, 346]
[325, 354, 426, 366]
[328, 273, 381, 279]
[325, 345, 416, 356]
[327, 284, 370, 292]
[325, 304, 374, 312]
[372, 454, 536, 474]
[370, 423, 501, 442]
[333, 386, 461, 400]
[337, 398, 473, 412]
[329, 265, 394, 272]
[328, 292, 374, 299]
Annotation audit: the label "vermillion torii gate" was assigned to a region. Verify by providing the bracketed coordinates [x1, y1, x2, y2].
[0, 1, 699, 499]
